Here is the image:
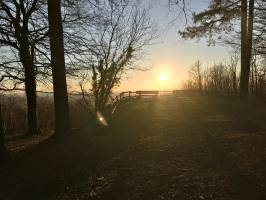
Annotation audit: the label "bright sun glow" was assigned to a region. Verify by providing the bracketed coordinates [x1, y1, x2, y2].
[160, 72, 169, 81]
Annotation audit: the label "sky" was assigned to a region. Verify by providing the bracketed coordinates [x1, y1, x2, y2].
[117, 0, 230, 92]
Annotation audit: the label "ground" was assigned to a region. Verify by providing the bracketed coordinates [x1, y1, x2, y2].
[1, 94, 266, 200]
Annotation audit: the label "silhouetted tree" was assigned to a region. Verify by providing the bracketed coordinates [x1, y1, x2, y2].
[190, 60, 203, 92]
[73, 1, 157, 112]
[250, 55, 266, 97]
[0, 0, 49, 135]
[240, 0, 254, 99]
[227, 51, 239, 94]
[48, 0, 70, 133]
[178, 0, 256, 99]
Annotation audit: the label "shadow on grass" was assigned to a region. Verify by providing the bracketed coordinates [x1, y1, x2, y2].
[0, 98, 152, 200]
[1, 96, 266, 200]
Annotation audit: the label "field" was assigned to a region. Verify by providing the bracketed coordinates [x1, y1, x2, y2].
[1, 94, 266, 200]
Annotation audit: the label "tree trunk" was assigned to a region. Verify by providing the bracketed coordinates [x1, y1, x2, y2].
[48, 0, 70, 134]
[255, 63, 258, 96]
[0, 103, 8, 162]
[20, 34, 38, 135]
[233, 71, 237, 95]
[240, 0, 254, 100]
[25, 66, 37, 135]
[251, 61, 254, 94]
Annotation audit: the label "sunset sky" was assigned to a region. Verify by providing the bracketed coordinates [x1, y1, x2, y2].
[117, 0, 230, 92]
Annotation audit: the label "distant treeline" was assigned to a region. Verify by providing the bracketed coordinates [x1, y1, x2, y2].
[0, 93, 90, 139]
[183, 52, 266, 98]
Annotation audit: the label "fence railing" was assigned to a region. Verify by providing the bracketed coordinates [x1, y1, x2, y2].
[111, 90, 177, 106]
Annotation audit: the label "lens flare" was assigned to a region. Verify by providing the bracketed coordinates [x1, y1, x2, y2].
[96, 111, 108, 126]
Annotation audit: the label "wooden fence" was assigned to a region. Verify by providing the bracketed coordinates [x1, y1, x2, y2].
[111, 90, 177, 107]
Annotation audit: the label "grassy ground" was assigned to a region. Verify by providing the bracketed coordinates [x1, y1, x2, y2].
[1, 95, 266, 200]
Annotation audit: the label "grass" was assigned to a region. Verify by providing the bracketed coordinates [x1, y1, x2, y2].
[1, 95, 266, 200]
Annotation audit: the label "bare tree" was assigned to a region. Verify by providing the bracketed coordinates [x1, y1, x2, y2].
[189, 60, 203, 92]
[70, 1, 157, 112]
[0, 0, 49, 135]
[252, 55, 266, 97]
[227, 51, 239, 94]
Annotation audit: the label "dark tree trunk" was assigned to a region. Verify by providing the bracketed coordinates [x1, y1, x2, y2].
[240, 0, 254, 100]
[251, 61, 254, 94]
[48, 0, 70, 134]
[0, 103, 8, 162]
[255, 63, 258, 96]
[20, 34, 38, 135]
[233, 71, 237, 95]
[198, 75, 202, 92]
[25, 66, 37, 135]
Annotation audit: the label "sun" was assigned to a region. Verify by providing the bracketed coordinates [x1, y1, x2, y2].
[160, 72, 169, 81]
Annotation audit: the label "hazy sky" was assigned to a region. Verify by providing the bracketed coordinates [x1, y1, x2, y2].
[117, 0, 230, 91]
